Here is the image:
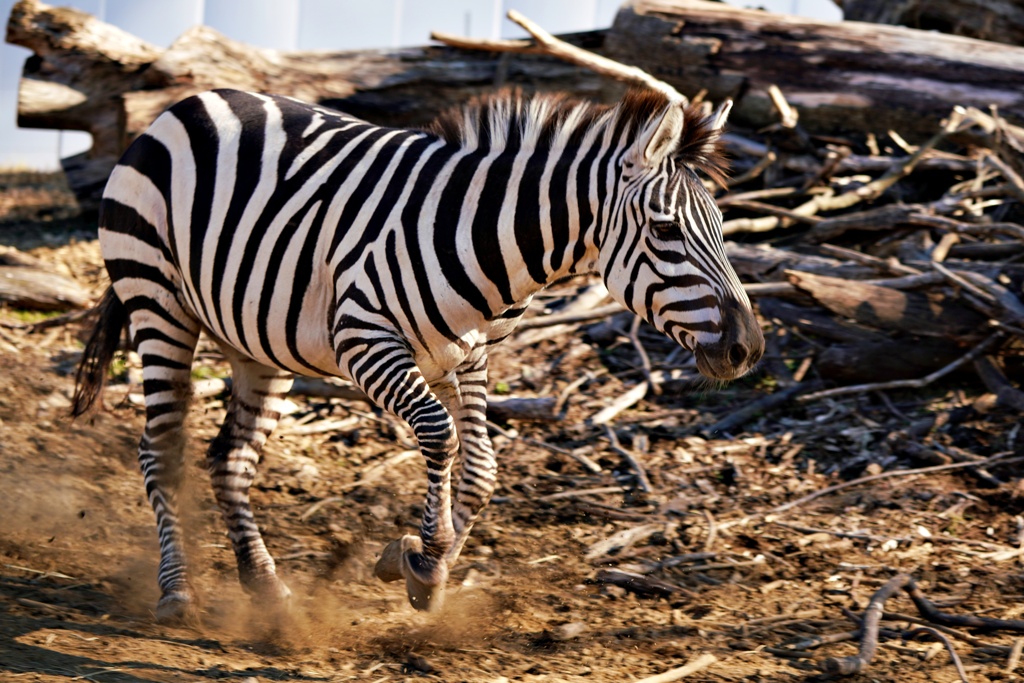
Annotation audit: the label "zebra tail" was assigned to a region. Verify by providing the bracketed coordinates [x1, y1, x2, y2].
[71, 287, 127, 418]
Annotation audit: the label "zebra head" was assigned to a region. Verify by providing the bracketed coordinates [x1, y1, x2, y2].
[597, 92, 763, 381]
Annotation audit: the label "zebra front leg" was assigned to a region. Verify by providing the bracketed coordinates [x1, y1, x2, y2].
[346, 344, 459, 611]
[128, 304, 202, 624]
[206, 350, 295, 605]
[376, 375, 459, 611]
[447, 352, 497, 568]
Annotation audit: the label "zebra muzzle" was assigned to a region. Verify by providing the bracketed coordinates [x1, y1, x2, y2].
[692, 299, 764, 380]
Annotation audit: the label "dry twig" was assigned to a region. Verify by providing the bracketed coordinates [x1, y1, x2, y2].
[768, 451, 1017, 516]
[631, 654, 718, 683]
[591, 382, 648, 425]
[905, 627, 970, 683]
[628, 316, 661, 395]
[799, 333, 1005, 402]
[603, 424, 653, 494]
[433, 10, 684, 102]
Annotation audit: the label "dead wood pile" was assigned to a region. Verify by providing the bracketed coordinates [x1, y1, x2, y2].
[4, 0, 1024, 423]
[714, 95, 1024, 408]
[9, 0, 1024, 209]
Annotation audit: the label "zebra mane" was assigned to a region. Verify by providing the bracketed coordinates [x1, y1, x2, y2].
[676, 102, 729, 186]
[615, 89, 730, 185]
[427, 88, 728, 181]
[426, 88, 607, 151]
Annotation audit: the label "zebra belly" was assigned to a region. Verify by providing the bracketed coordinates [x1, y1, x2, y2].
[187, 289, 339, 378]
[399, 311, 526, 385]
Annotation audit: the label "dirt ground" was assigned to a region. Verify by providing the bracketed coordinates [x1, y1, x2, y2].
[1, 172, 1023, 683]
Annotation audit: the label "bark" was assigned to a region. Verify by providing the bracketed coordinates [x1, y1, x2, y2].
[817, 338, 967, 383]
[842, 0, 1024, 47]
[785, 270, 989, 339]
[0, 247, 92, 310]
[606, 0, 1024, 140]
[5, 0, 612, 209]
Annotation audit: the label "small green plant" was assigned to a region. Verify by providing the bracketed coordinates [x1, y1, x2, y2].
[7, 309, 62, 324]
[494, 381, 511, 395]
[944, 515, 965, 537]
[108, 352, 128, 381]
[191, 365, 227, 381]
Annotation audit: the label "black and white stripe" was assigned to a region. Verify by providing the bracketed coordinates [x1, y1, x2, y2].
[76, 86, 763, 618]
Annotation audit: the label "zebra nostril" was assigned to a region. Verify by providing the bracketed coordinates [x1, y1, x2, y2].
[728, 342, 748, 367]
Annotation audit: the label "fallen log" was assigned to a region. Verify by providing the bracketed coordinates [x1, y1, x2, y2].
[725, 243, 877, 282]
[606, 0, 1024, 140]
[804, 205, 923, 244]
[758, 298, 970, 383]
[785, 270, 989, 339]
[817, 338, 968, 384]
[5, 0, 609, 208]
[758, 298, 887, 346]
[11, 0, 1024, 209]
[0, 266, 92, 311]
[0, 246, 92, 311]
[189, 376, 560, 421]
[841, 0, 1024, 46]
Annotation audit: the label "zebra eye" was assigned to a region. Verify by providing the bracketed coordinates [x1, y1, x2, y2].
[649, 220, 679, 239]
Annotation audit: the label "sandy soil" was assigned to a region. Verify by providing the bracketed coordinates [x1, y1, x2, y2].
[1, 172, 1023, 683]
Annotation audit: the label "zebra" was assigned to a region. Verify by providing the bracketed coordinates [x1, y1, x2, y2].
[72, 85, 764, 621]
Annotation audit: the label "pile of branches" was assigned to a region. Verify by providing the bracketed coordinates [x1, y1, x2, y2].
[717, 92, 1024, 409]
[429, 14, 1024, 677]
[511, 94, 1024, 417]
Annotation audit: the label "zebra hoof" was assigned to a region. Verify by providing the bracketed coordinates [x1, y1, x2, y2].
[374, 534, 419, 584]
[403, 546, 447, 612]
[405, 569, 445, 612]
[244, 574, 293, 605]
[374, 535, 447, 611]
[155, 591, 200, 626]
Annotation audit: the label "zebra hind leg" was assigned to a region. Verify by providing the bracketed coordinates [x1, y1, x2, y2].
[447, 353, 497, 568]
[129, 305, 202, 624]
[207, 351, 294, 605]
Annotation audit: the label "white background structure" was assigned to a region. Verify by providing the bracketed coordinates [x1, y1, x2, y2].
[0, 0, 839, 170]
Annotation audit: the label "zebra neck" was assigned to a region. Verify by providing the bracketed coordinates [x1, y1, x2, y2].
[491, 148, 601, 309]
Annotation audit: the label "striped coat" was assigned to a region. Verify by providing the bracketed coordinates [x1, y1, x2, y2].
[74, 87, 763, 619]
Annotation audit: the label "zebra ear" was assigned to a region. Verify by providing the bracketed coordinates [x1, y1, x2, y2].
[629, 102, 685, 168]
